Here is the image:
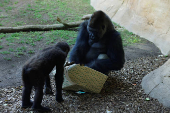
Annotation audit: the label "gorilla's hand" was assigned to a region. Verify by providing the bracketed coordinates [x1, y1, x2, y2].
[64, 61, 75, 67]
[80, 64, 85, 66]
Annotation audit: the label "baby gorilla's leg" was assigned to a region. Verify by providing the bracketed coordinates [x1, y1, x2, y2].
[44, 75, 53, 95]
[32, 86, 51, 112]
[22, 85, 33, 108]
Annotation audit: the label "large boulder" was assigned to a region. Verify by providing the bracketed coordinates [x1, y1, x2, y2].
[141, 59, 170, 108]
[91, 0, 170, 56]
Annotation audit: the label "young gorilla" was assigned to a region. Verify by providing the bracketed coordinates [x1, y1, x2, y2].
[69, 10, 125, 74]
[21, 42, 70, 112]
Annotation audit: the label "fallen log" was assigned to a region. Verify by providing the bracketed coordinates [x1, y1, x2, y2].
[0, 17, 84, 33]
[81, 14, 92, 20]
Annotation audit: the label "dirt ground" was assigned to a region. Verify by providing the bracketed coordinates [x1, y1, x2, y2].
[1, 38, 170, 112]
[0, 38, 162, 88]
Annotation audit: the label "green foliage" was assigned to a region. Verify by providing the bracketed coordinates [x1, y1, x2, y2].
[28, 50, 35, 54]
[9, 48, 15, 52]
[0, 34, 5, 39]
[45, 30, 77, 45]
[14, 1, 18, 4]
[4, 57, 12, 61]
[0, 51, 10, 54]
[0, 46, 3, 49]
[117, 29, 142, 47]
[6, 6, 13, 10]
[1, 0, 94, 26]
[6, 33, 20, 43]
[16, 47, 27, 52]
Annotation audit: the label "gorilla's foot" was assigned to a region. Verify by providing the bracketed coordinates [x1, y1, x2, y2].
[32, 105, 51, 112]
[44, 87, 53, 95]
[56, 97, 64, 103]
[21, 100, 33, 109]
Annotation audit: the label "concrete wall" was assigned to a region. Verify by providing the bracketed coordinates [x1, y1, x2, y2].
[91, 0, 170, 56]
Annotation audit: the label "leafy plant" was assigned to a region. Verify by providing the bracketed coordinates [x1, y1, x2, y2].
[0, 46, 3, 49]
[28, 50, 35, 54]
[0, 51, 10, 54]
[4, 57, 12, 61]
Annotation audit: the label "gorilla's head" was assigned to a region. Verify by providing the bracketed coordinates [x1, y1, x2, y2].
[56, 42, 70, 55]
[87, 10, 113, 42]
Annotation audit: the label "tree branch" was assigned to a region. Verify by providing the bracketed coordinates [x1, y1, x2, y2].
[0, 17, 83, 33]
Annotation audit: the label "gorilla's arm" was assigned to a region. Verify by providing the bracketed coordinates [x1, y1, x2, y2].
[107, 32, 125, 69]
[69, 21, 90, 64]
[85, 31, 125, 74]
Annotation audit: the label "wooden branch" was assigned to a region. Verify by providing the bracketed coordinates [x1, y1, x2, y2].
[57, 17, 70, 26]
[0, 18, 83, 33]
[81, 14, 92, 20]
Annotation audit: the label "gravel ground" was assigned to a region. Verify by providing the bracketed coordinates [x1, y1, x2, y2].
[0, 55, 170, 113]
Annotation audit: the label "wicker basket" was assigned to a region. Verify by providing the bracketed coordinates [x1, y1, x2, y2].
[63, 64, 108, 93]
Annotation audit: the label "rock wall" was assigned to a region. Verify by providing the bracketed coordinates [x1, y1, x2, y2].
[91, 0, 170, 56]
[141, 59, 170, 108]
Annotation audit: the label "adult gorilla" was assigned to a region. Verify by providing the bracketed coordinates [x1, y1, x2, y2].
[69, 10, 125, 74]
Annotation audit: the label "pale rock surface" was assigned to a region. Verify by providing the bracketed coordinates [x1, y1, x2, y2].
[91, 0, 170, 56]
[141, 59, 170, 108]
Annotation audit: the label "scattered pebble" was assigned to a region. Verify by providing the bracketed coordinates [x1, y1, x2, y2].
[0, 55, 169, 112]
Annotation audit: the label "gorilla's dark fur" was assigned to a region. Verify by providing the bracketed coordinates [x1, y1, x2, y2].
[69, 10, 125, 74]
[21, 42, 70, 112]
